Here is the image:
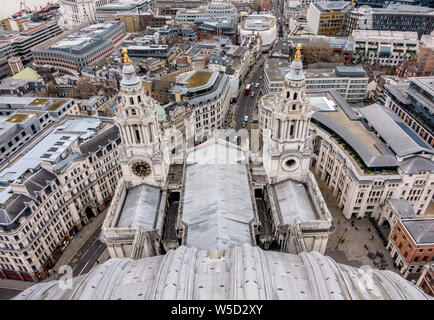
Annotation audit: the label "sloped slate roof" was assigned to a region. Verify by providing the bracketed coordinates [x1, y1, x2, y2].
[312, 112, 397, 168]
[0, 194, 33, 226]
[389, 199, 415, 218]
[398, 156, 434, 174]
[23, 168, 57, 197]
[359, 104, 433, 158]
[402, 219, 434, 244]
[79, 125, 119, 156]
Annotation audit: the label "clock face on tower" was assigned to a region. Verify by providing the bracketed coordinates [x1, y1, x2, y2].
[131, 160, 151, 177]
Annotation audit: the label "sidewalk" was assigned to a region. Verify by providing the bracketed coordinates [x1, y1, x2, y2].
[313, 170, 399, 274]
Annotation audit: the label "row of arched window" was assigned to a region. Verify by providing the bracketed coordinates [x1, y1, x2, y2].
[129, 95, 142, 105]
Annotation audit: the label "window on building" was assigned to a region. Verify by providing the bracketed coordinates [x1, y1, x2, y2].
[135, 129, 141, 143]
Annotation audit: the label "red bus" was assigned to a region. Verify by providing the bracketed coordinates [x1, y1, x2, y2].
[244, 84, 251, 96]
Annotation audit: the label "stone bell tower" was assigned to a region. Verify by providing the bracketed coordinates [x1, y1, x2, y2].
[115, 48, 169, 188]
[260, 44, 314, 184]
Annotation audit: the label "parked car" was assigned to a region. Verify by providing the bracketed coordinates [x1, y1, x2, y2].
[251, 91, 255, 97]
[244, 115, 248, 122]
[255, 83, 259, 88]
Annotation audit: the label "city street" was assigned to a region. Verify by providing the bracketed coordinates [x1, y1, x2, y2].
[49, 211, 109, 280]
[0, 288, 23, 300]
[234, 55, 268, 131]
[61, 225, 107, 278]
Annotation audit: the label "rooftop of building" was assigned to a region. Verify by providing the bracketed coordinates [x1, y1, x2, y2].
[36, 22, 123, 55]
[409, 77, 434, 99]
[0, 76, 44, 92]
[420, 33, 434, 48]
[116, 183, 162, 229]
[0, 118, 103, 189]
[359, 104, 433, 157]
[186, 70, 213, 88]
[127, 44, 170, 50]
[305, 66, 367, 79]
[79, 125, 120, 156]
[352, 30, 419, 41]
[266, 60, 367, 82]
[170, 68, 223, 99]
[182, 139, 254, 250]
[375, 3, 434, 13]
[240, 14, 276, 31]
[389, 199, 415, 218]
[264, 58, 291, 82]
[312, 1, 353, 12]
[384, 82, 412, 105]
[272, 179, 319, 223]
[96, 2, 139, 11]
[0, 97, 73, 115]
[5, 113, 29, 123]
[11, 68, 41, 80]
[309, 91, 434, 172]
[402, 218, 434, 245]
[289, 36, 355, 52]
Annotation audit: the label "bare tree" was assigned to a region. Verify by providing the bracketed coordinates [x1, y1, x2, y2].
[71, 78, 97, 99]
[46, 81, 61, 97]
[301, 41, 345, 66]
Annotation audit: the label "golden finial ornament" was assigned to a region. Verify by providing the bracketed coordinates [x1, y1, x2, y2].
[294, 43, 301, 61]
[122, 48, 130, 65]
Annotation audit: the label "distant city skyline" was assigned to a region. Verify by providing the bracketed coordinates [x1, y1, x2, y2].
[0, 0, 58, 20]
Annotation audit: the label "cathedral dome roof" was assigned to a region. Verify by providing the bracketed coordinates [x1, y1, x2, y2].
[13, 244, 431, 300]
